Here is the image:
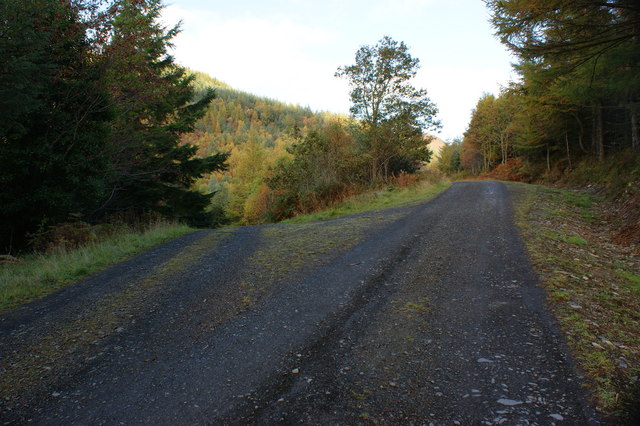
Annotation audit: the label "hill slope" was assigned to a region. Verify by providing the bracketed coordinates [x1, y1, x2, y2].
[184, 70, 340, 223]
[426, 136, 446, 168]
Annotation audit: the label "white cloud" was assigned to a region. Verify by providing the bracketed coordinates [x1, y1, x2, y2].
[160, 1, 516, 135]
[162, 4, 348, 112]
[369, 0, 436, 21]
[416, 65, 514, 140]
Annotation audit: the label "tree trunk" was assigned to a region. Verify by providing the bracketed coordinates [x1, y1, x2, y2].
[572, 112, 588, 153]
[546, 144, 551, 172]
[593, 101, 604, 161]
[565, 132, 572, 170]
[505, 133, 510, 163]
[631, 107, 639, 152]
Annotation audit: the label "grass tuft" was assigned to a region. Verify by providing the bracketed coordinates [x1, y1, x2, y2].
[565, 235, 588, 246]
[0, 222, 193, 313]
[616, 270, 640, 294]
[283, 181, 451, 224]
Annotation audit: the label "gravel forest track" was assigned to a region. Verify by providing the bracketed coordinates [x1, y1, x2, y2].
[0, 181, 600, 424]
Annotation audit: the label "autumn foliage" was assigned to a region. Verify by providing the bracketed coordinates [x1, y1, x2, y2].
[478, 158, 529, 182]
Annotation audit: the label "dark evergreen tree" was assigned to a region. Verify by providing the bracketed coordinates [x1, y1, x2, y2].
[0, 0, 111, 251]
[99, 0, 227, 225]
[486, 0, 640, 158]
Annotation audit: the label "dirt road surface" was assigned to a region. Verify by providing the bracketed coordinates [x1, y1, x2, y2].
[0, 181, 600, 424]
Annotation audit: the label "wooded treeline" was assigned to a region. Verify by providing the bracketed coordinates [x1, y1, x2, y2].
[181, 71, 338, 225]
[187, 36, 440, 224]
[0, 0, 227, 252]
[1, 0, 439, 252]
[187, 70, 436, 225]
[439, 0, 639, 176]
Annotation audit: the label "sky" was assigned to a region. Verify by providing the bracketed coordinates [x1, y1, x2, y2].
[162, 0, 516, 141]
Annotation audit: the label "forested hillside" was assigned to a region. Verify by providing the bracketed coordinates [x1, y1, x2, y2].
[182, 71, 338, 224]
[185, 37, 440, 225]
[188, 71, 333, 152]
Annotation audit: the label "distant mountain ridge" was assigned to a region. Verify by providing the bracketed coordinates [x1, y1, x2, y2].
[185, 69, 333, 153]
[426, 136, 446, 167]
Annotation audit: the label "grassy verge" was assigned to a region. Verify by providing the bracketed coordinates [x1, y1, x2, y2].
[0, 222, 194, 313]
[283, 180, 451, 224]
[508, 182, 640, 421]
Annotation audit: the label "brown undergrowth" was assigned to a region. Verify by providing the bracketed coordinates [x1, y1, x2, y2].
[508, 182, 640, 422]
[612, 189, 640, 248]
[478, 158, 531, 182]
[477, 152, 640, 249]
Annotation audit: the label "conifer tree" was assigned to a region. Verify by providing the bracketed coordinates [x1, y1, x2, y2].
[99, 0, 227, 225]
[486, 0, 640, 158]
[0, 0, 111, 250]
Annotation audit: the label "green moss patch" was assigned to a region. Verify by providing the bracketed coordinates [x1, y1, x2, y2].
[508, 182, 640, 421]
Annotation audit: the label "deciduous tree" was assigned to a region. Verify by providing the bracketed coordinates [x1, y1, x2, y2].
[336, 36, 440, 181]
